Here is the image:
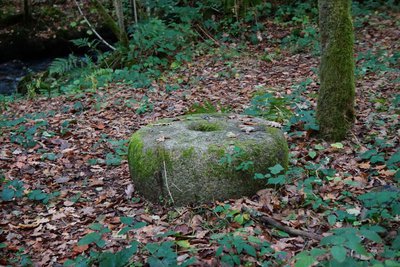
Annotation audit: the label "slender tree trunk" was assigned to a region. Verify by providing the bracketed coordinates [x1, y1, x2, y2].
[23, 0, 32, 22]
[130, 0, 138, 23]
[317, 0, 355, 141]
[90, 0, 129, 48]
[113, 0, 125, 34]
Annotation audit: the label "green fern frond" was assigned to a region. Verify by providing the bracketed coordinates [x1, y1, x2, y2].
[49, 54, 81, 76]
[71, 38, 99, 49]
[86, 68, 113, 79]
[71, 38, 91, 48]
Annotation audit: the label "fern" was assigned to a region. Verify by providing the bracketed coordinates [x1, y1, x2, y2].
[49, 55, 81, 76]
[85, 68, 113, 79]
[85, 68, 114, 89]
[71, 38, 90, 48]
[71, 38, 99, 49]
[81, 55, 95, 67]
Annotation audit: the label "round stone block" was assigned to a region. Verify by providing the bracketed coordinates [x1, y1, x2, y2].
[128, 113, 288, 206]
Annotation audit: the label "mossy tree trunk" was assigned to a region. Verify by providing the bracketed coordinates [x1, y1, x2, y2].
[90, 0, 129, 48]
[317, 0, 355, 141]
[113, 0, 126, 41]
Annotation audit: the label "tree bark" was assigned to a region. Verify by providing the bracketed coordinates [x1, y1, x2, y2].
[113, 0, 125, 35]
[317, 0, 355, 141]
[23, 0, 32, 22]
[90, 0, 129, 48]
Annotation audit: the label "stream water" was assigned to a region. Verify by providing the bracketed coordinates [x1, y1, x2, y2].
[0, 58, 53, 95]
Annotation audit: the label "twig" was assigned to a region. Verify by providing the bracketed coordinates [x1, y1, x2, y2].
[171, 182, 183, 192]
[350, 130, 362, 147]
[194, 29, 207, 43]
[195, 24, 221, 46]
[242, 207, 322, 241]
[163, 160, 174, 204]
[73, 0, 116, 51]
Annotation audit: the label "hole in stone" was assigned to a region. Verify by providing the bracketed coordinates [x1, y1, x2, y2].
[188, 121, 222, 132]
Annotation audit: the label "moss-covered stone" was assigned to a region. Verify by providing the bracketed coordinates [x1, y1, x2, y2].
[128, 113, 288, 206]
[188, 121, 223, 132]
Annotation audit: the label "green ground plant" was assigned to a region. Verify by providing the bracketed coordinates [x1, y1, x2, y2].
[1, 1, 399, 266]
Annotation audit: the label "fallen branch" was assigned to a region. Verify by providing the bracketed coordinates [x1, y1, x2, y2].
[242, 207, 322, 241]
[73, 0, 116, 51]
[195, 24, 221, 47]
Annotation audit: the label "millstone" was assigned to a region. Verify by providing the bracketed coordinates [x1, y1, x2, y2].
[128, 113, 288, 206]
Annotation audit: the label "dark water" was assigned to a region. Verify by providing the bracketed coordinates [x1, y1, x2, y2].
[0, 58, 53, 95]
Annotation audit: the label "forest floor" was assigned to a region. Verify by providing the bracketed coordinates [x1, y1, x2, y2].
[0, 10, 399, 266]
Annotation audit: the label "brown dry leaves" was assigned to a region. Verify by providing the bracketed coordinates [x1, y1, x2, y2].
[1, 12, 399, 265]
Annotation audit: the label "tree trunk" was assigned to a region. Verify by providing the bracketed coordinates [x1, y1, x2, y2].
[317, 0, 355, 141]
[113, 0, 125, 35]
[23, 0, 32, 22]
[90, 0, 129, 48]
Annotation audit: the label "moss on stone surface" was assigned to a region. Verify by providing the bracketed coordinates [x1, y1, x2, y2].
[128, 132, 172, 201]
[188, 121, 222, 132]
[128, 114, 289, 206]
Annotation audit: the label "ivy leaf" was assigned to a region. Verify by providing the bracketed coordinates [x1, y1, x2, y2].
[310, 248, 327, 257]
[359, 229, 382, 243]
[268, 175, 286, 185]
[314, 144, 325, 150]
[215, 246, 224, 257]
[308, 150, 317, 159]
[395, 169, 400, 182]
[345, 237, 369, 256]
[95, 239, 106, 248]
[387, 150, 400, 167]
[120, 216, 134, 225]
[105, 153, 121, 166]
[234, 214, 244, 225]
[133, 221, 147, 229]
[392, 234, 400, 250]
[41, 153, 57, 161]
[327, 214, 337, 226]
[27, 190, 47, 201]
[170, 61, 180, 69]
[248, 236, 261, 244]
[1, 188, 15, 201]
[176, 240, 191, 249]
[78, 232, 102, 246]
[98, 252, 117, 267]
[254, 173, 265, 179]
[370, 154, 385, 163]
[321, 235, 346, 246]
[331, 143, 344, 149]
[360, 149, 377, 160]
[269, 164, 284, 174]
[295, 252, 315, 267]
[243, 243, 257, 257]
[89, 223, 104, 231]
[331, 245, 347, 263]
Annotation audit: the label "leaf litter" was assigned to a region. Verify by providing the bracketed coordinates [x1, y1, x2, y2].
[0, 10, 399, 266]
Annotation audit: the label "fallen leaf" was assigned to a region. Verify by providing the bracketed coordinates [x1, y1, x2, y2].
[125, 184, 134, 199]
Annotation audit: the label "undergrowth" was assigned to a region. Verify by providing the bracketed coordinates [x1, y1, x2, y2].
[1, 0, 399, 266]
